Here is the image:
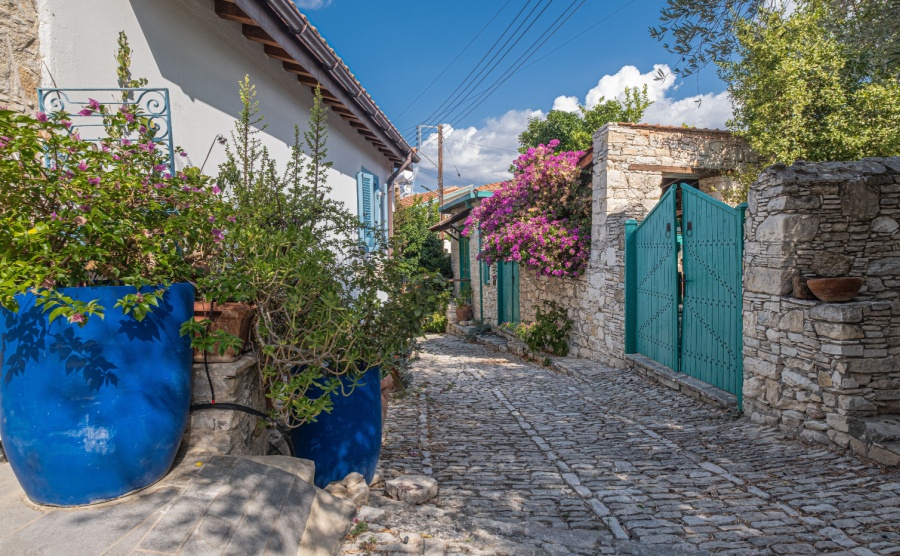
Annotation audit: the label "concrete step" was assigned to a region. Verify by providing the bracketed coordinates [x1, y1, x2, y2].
[0, 454, 354, 555]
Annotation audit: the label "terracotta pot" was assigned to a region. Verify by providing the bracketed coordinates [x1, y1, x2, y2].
[806, 277, 864, 303]
[456, 304, 474, 322]
[193, 301, 256, 363]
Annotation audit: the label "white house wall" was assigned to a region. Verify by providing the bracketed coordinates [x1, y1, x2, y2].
[37, 0, 392, 211]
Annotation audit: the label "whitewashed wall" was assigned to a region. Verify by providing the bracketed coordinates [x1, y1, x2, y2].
[37, 0, 392, 212]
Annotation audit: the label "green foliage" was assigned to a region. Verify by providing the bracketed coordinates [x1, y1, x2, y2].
[206, 77, 448, 429]
[115, 31, 148, 101]
[719, 3, 900, 166]
[456, 282, 473, 306]
[392, 199, 451, 278]
[0, 101, 227, 326]
[518, 86, 652, 152]
[651, 0, 900, 78]
[502, 301, 572, 356]
[422, 312, 447, 334]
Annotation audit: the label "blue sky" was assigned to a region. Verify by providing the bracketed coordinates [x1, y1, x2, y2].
[295, 0, 733, 189]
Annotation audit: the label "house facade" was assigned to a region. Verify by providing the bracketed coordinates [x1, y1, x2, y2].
[2, 0, 414, 234]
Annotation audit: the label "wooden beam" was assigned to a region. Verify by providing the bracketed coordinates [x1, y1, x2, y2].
[282, 62, 314, 78]
[263, 44, 294, 63]
[242, 25, 279, 46]
[348, 120, 367, 129]
[627, 164, 721, 176]
[297, 74, 318, 86]
[214, 0, 255, 25]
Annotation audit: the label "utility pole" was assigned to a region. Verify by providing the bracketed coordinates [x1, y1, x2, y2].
[437, 124, 444, 213]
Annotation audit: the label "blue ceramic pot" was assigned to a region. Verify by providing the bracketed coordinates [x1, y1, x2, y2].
[0, 283, 193, 506]
[291, 366, 382, 488]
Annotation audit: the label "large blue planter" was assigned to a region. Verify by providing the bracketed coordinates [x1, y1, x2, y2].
[291, 366, 382, 488]
[0, 283, 193, 506]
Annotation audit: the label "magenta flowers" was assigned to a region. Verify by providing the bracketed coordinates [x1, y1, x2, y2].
[465, 140, 590, 278]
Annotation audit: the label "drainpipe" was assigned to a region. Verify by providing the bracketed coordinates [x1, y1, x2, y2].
[386, 149, 416, 240]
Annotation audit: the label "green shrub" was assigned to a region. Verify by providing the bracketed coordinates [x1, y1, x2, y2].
[423, 311, 448, 334]
[506, 301, 572, 356]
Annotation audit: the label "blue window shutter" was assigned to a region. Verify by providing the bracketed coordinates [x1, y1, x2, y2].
[357, 171, 376, 251]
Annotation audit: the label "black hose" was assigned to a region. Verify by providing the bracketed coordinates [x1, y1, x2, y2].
[191, 327, 295, 457]
[190, 403, 296, 458]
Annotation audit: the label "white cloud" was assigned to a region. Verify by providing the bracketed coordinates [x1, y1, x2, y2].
[565, 64, 732, 129]
[551, 95, 579, 113]
[414, 64, 733, 190]
[294, 0, 332, 9]
[417, 108, 541, 188]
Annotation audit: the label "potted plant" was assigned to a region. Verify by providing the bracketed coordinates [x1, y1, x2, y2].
[216, 80, 446, 488]
[0, 101, 228, 506]
[455, 282, 474, 322]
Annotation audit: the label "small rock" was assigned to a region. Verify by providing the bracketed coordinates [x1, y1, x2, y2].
[0, 442, 6, 463]
[325, 471, 370, 506]
[385, 475, 438, 504]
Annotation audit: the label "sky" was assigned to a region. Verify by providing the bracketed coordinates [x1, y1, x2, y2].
[295, 0, 733, 191]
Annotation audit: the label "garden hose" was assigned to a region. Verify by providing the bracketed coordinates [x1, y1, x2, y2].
[189, 349, 296, 457]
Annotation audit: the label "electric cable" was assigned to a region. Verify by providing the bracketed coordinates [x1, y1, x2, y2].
[393, 0, 514, 122]
[411, 0, 550, 133]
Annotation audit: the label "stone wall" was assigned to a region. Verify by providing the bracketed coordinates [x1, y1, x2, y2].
[742, 158, 900, 465]
[517, 123, 756, 367]
[181, 355, 269, 456]
[0, 0, 40, 112]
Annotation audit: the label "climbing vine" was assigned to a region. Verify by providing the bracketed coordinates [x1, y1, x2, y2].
[464, 140, 589, 278]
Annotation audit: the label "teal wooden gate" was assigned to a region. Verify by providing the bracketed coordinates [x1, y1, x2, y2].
[625, 184, 746, 405]
[497, 261, 520, 324]
[680, 186, 746, 406]
[626, 186, 679, 371]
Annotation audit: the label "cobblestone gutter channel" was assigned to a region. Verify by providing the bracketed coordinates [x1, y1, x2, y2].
[342, 334, 900, 555]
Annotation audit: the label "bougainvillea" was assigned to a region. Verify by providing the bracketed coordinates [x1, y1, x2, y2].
[464, 140, 590, 278]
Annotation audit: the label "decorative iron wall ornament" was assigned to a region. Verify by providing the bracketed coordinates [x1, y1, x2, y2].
[37, 88, 175, 173]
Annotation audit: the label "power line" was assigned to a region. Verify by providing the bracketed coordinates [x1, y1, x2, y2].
[444, 0, 589, 128]
[393, 0, 514, 123]
[412, 0, 550, 134]
[401, 0, 539, 139]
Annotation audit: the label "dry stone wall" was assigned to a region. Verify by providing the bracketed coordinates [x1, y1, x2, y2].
[518, 123, 756, 367]
[1, 0, 40, 112]
[742, 158, 900, 465]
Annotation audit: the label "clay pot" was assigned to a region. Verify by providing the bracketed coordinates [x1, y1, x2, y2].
[193, 301, 256, 363]
[456, 304, 474, 322]
[806, 277, 865, 303]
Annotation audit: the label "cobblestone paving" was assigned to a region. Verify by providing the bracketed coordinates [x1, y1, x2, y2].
[341, 335, 900, 555]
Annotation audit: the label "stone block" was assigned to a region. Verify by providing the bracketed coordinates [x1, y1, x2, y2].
[745, 267, 794, 295]
[810, 252, 854, 278]
[872, 217, 900, 234]
[779, 310, 805, 333]
[767, 195, 821, 211]
[868, 444, 900, 466]
[800, 428, 830, 445]
[385, 476, 438, 505]
[756, 214, 819, 242]
[828, 430, 852, 448]
[745, 357, 780, 379]
[813, 322, 865, 340]
[782, 369, 814, 390]
[808, 304, 863, 323]
[837, 395, 877, 412]
[869, 257, 900, 276]
[841, 179, 880, 220]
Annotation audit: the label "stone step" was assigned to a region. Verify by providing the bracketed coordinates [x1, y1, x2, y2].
[850, 414, 900, 444]
[0, 454, 354, 555]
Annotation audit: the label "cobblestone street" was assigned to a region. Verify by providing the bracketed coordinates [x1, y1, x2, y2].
[342, 334, 900, 555]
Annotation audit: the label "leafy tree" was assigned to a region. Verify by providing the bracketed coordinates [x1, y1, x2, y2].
[720, 3, 900, 165]
[518, 85, 652, 152]
[393, 199, 452, 278]
[650, 0, 900, 78]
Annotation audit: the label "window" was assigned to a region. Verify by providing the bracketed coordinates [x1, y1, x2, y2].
[357, 170, 382, 251]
